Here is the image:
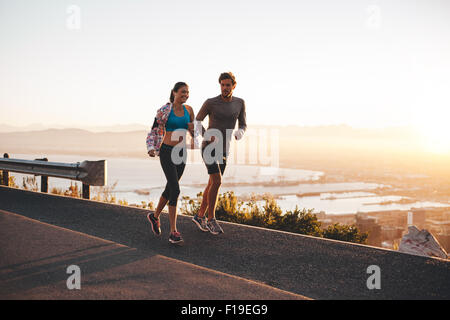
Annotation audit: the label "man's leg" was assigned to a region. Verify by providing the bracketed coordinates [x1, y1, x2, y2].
[206, 172, 222, 221]
[198, 145, 226, 233]
[197, 178, 211, 218]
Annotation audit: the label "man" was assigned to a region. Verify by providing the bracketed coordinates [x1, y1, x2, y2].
[192, 72, 247, 234]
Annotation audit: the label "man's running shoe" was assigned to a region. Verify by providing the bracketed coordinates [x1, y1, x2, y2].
[207, 218, 224, 235]
[169, 231, 183, 244]
[192, 214, 208, 232]
[147, 212, 161, 236]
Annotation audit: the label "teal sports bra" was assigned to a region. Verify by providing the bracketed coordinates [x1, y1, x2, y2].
[165, 105, 190, 132]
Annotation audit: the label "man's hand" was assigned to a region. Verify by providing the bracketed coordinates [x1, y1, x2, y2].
[194, 120, 204, 137]
[233, 128, 245, 140]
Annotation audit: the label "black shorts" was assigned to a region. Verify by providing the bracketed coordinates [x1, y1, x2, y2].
[201, 144, 227, 175]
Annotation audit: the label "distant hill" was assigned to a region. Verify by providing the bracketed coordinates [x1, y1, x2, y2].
[0, 123, 48, 132]
[0, 123, 149, 133]
[0, 128, 148, 158]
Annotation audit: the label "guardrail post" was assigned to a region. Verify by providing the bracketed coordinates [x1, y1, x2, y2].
[35, 157, 48, 193]
[2, 153, 9, 186]
[82, 183, 90, 199]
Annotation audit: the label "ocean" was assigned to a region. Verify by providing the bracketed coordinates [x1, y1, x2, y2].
[7, 153, 450, 215]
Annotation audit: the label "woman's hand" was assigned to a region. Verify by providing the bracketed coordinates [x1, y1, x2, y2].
[148, 149, 156, 157]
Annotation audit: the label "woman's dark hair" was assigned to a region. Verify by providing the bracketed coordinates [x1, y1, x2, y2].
[218, 72, 236, 85]
[170, 82, 188, 103]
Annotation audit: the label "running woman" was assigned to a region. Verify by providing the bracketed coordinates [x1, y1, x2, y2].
[147, 82, 195, 244]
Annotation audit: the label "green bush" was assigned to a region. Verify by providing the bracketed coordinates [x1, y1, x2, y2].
[322, 223, 368, 244]
[180, 192, 203, 216]
[279, 206, 323, 237]
[181, 191, 368, 244]
[0, 171, 18, 188]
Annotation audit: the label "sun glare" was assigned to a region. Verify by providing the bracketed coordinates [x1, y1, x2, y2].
[416, 122, 450, 155]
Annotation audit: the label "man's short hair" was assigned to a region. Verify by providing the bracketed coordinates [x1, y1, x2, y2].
[218, 72, 236, 85]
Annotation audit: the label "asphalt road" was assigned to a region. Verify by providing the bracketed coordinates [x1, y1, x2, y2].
[1, 186, 449, 299]
[0, 209, 305, 300]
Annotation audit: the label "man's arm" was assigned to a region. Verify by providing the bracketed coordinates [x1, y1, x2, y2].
[186, 105, 195, 137]
[234, 99, 247, 140]
[238, 99, 247, 132]
[195, 100, 209, 137]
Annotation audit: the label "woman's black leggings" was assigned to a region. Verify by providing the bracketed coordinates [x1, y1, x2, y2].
[159, 143, 186, 206]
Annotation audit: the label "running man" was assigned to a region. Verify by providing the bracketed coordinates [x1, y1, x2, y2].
[192, 72, 247, 234]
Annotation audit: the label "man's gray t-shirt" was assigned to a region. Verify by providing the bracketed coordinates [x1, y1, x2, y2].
[196, 95, 247, 155]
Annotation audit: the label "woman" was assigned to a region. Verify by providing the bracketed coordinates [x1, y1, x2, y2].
[146, 82, 195, 244]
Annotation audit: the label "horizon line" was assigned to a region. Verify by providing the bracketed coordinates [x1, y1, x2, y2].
[0, 122, 420, 131]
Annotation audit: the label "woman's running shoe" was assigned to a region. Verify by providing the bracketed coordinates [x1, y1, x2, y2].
[147, 212, 161, 236]
[169, 231, 183, 244]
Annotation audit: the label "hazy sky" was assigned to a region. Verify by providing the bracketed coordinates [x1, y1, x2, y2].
[1, 0, 449, 135]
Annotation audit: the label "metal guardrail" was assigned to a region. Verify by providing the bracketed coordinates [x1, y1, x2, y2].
[0, 153, 107, 199]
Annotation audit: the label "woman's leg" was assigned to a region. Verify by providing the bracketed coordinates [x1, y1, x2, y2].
[168, 156, 186, 232]
[159, 145, 181, 231]
[168, 205, 177, 233]
[160, 144, 188, 233]
[153, 195, 168, 219]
